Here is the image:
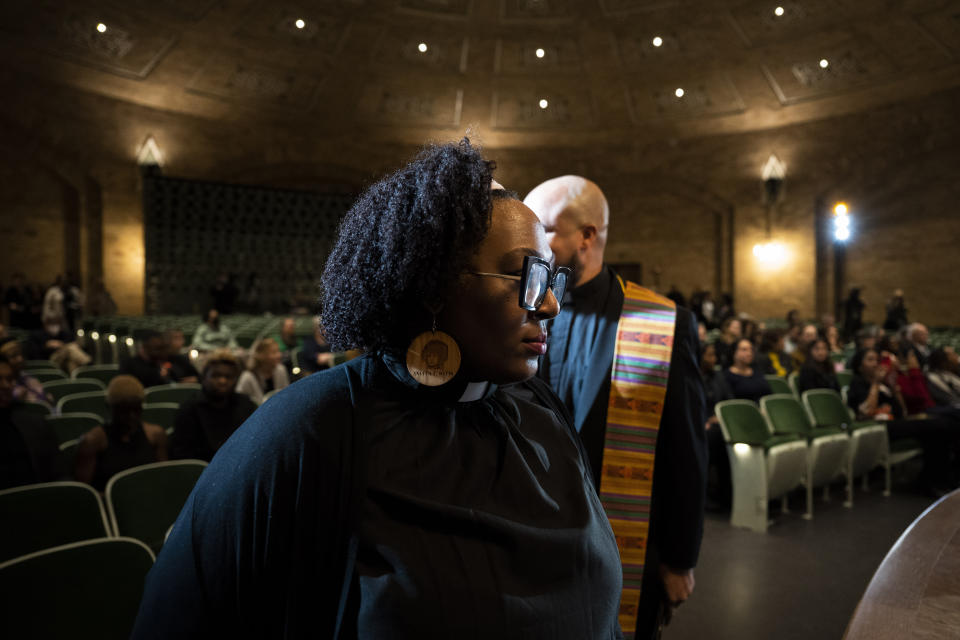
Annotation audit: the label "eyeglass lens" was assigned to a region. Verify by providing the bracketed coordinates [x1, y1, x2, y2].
[524, 263, 550, 309]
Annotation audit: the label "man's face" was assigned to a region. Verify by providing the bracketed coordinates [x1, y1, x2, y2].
[167, 331, 185, 352]
[0, 362, 14, 408]
[913, 325, 929, 346]
[143, 337, 168, 364]
[282, 319, 296, 337]
[801, 325, 818, 345]
[535, 209, 584, 287]
[204, 363, 239, 397]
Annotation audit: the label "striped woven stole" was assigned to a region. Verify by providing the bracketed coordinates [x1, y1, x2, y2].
[599, 279, 677, 636]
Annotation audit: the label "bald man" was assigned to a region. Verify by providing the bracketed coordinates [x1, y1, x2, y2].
[525, 176, 707, 640]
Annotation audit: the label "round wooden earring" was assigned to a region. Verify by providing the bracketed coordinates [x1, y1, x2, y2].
[406, 330, 461, 386]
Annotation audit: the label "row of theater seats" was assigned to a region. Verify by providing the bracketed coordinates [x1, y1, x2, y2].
[0, 461, 206, 639]
[715, 387, 922, 534]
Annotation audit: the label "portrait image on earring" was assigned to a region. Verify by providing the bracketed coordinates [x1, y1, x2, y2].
[406, 329, 461, 386]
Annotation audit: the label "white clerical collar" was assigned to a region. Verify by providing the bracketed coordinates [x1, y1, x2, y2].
[458, 381, 490, 402]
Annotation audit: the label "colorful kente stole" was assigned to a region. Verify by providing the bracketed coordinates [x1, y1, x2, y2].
[600, 279, 677, 635]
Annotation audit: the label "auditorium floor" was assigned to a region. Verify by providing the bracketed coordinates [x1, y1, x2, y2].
[667, 479, 936, 640]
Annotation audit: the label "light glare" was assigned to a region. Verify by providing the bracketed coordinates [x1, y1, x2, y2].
[418, 42, 428, 53]
[125, 337, 134, 346]
[734, 443, 751, 454]
[96, 23, 107, 33]
[189, 349, 199, 359]
[834, 227, 851, 241]
[675, 87, 684, 98]
[77, 329, 85, 337]
[91, 331, 100, 340]
[652, 36, 663, 47]
[834, 203, 848, 216]
[108, 334, 117, 344]
[752, 241, 787, 267]
[774, 6, 785, 17]
[295, 19, 305, 29]
[820, 58, 829, 68]
[539, 98, 548, 109]
[535, 47, 545, 58]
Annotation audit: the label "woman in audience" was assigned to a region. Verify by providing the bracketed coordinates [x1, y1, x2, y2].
[847, 348, 957, 496]
[236, 338, 289, 404]
[927, 347, 960, 407]
[714, 316, 742, 368]
[169, 349, 256, 462]
[797, 338, 840, 393]
[824, 324, 844, 357]
[74, 375, 167, 491]
[0, 337, 54, 409]
[755, 328, 792, 377]
[190, 309, 238, 351]
[134, 140, 622, 638]
[0, 354, 60, 489]
[723, 338, 772, 403]
[701, 343, 732, 509]
[300, 316, 336, 374]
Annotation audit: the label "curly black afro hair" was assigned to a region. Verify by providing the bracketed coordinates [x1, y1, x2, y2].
[321, 138, 509, 352]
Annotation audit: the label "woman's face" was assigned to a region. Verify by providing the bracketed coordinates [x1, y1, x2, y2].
[826, 325, 838, 343]
[733, 339, 754, 367]
[811, 340, 828, 363]
[727, 320, 742, 338]
[441, 198, 560, 384]
[701, 345, 717, 371]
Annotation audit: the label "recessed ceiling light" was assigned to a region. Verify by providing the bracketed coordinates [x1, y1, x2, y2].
[819, 58, 829, 68]
[652, 36, 663, 47]
[96, 23, 107, 33]
[295, 19, 305, 29]
[535, 47, 545, 58]
[539, 98, 548, 109]
[774, 6, 785, 17]
[675, 87, 684, 98]
[418, 42, 428, 53]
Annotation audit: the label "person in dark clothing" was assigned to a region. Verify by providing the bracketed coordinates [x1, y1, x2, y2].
[0, 355, 61, 489]
[665, 285, 686, 308]
[701, 343, 733, 509]
[4, 272, 32, 328]
[797, 338, 840, 393]
[74, 375, 167, 491]
[842, 288, 865, 342]
[133, 141, 623, 640]
[120, 330, 198, 388]
[714, 316, 742, 369]
[723, 338, 773, 403]
[526, 175, 706, 639]
[846, 348, 958, 496]
[927, 347, 960, 408]
[883, 289, 908, 332]
[300, 317, 335, 373]
[163, 329, 201, 382]
[168, 350, 256, 461]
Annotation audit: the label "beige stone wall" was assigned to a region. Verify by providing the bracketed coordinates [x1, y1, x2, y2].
[1, 79, 958, 324]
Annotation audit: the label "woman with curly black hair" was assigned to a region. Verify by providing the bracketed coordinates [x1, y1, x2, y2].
[133, 139, 624, 640]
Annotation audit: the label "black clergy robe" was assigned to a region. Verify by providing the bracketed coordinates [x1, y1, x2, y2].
[539, 265, 708, 639]
[132, 352, 623, 639]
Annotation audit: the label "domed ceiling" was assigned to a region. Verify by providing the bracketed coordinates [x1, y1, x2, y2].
[1, 0, 959, 147]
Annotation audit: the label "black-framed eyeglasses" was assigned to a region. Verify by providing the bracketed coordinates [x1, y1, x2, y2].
[469, 255, 570, 311]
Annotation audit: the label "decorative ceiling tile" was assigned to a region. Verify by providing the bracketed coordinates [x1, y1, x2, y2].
[727, 0, 860, 47]
[492, 85, 595, 129]
[761, 34, 897, 104]
[626, 74, 745, 122]
[599, 0, 679, 16]
[499, 0, 574, 23]
[0, 2, 177, 79]
[125, 0, 220, 23]
[233, 5, 350, 58]
[397, 0, 471, 18]
[187, 58, 322, 111]
[494, 39, 583, 74]
[612, 8, 737, 69]
[371, 31, 469, 74]
[356, 84, 463, 127]
[916, 4, 960, 57]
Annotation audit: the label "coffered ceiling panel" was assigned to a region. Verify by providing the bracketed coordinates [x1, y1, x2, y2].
[187, 57, 323, 111]
[357, 83, 463, 127]
[492, 85, 596, 129]
[397, 0, 472, 19]
[499, 0, 574, 23]
[626, 74, 746, 122]
[232, 4, 351, 60]
[916, 4, 960, 57]
[494, 38, 584, 74]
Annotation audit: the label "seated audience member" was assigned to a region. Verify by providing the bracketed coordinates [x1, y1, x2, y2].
[756, 328, 792, 377]
[0, 337, 54, 409]
[847, 328, 879, 369]
[825, 324, 844, 356]
[27, 317, 90, 373]
[723, 338, 772, 403]
[697, 321, 709, 347]
[714, 317, 743, 368]
[300, 317, 336, 374]
[0, 354, 60, 489]
[701, 343, 733, 508]
[163, 329, 200, 382]
[168, 350, 256, 462]
[927, 347, 960, 407]
[74, 375, 167, 491]
[272, 318, 303, 371]
[190, 309, 238, 351]
[797, 338, 840, 393]
[783, 322, 802, 355]
[790, 323, 819, 371]
[236, 338, 289, 404]
[121, 330, 197, 388]
[740, 318, 761, 346]
[902, 323, 931, 368]
[847, 348, 957, 496]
